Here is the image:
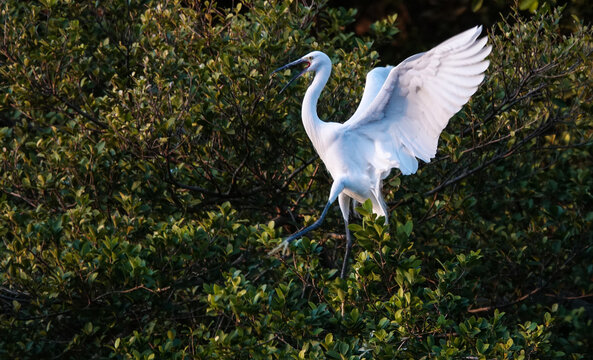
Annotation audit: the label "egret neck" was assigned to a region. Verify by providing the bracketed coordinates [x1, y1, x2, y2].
[301, 63, 331, 152]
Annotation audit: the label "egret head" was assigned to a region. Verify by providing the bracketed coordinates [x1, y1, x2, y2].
[272, 51, 331, 93]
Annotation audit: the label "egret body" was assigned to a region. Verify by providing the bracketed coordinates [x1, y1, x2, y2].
[271, 26, 491, 278]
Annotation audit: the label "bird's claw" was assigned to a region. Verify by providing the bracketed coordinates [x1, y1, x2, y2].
[268, 240, 291, 256]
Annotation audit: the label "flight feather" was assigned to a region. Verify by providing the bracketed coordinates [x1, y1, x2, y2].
[344, 26, 492, 176]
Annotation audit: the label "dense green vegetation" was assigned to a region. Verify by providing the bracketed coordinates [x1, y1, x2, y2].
[1, 0, 591, 358]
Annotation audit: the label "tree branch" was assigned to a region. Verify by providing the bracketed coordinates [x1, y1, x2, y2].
[425, 113, 557, 196]
[468, 286, 543, 313]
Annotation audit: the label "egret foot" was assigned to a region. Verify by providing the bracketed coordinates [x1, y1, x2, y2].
[268, 240, 291, 256]
[268, 201, 333, 256]
[267, 231, 303, 256]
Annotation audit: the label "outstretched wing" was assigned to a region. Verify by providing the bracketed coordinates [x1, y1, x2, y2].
[344, 26, 491, 176]
[348, 66, 392, 121]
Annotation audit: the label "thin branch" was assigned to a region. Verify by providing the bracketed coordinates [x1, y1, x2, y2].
[4, 190, 37, 208]
[165, 155, 267, 200]
[93, 284, 171, 302]
[280, 156, 318, 190]
[545, 293, 593, 300]
[425, 113, 557, 196]
[468, 287, 542, 313]
[54, 93, 108, 129]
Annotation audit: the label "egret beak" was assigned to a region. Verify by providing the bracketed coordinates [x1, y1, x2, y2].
[272, 58, 310, 93]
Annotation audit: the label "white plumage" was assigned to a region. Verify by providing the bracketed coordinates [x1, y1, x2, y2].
[271, 26, 491, 277]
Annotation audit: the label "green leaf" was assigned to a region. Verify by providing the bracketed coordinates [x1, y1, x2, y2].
[519, 0, 538, 11]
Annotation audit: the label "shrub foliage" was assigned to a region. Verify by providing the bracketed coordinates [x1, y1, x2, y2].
[1, 0, 592, 358]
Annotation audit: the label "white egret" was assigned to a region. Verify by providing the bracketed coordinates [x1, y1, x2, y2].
[271, 26, 491, 278]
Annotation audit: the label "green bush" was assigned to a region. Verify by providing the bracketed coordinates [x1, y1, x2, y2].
[1, 0, 591, 358]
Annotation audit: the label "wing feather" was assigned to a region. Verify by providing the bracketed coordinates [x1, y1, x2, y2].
[344, 26, 491, 176]
[440, 60, 490, 75]
[348, 66, 393, 121]
[447, 38, 489, 59]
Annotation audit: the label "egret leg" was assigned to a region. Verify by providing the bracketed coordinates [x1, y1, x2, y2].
[269, 181, 345, 256]
[285, 200, 332, 243]
[268, 200, 332, 255]
[340, 221, 352, 279]
[338, 193, 352, 279]
[370, 185, 389, 224]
